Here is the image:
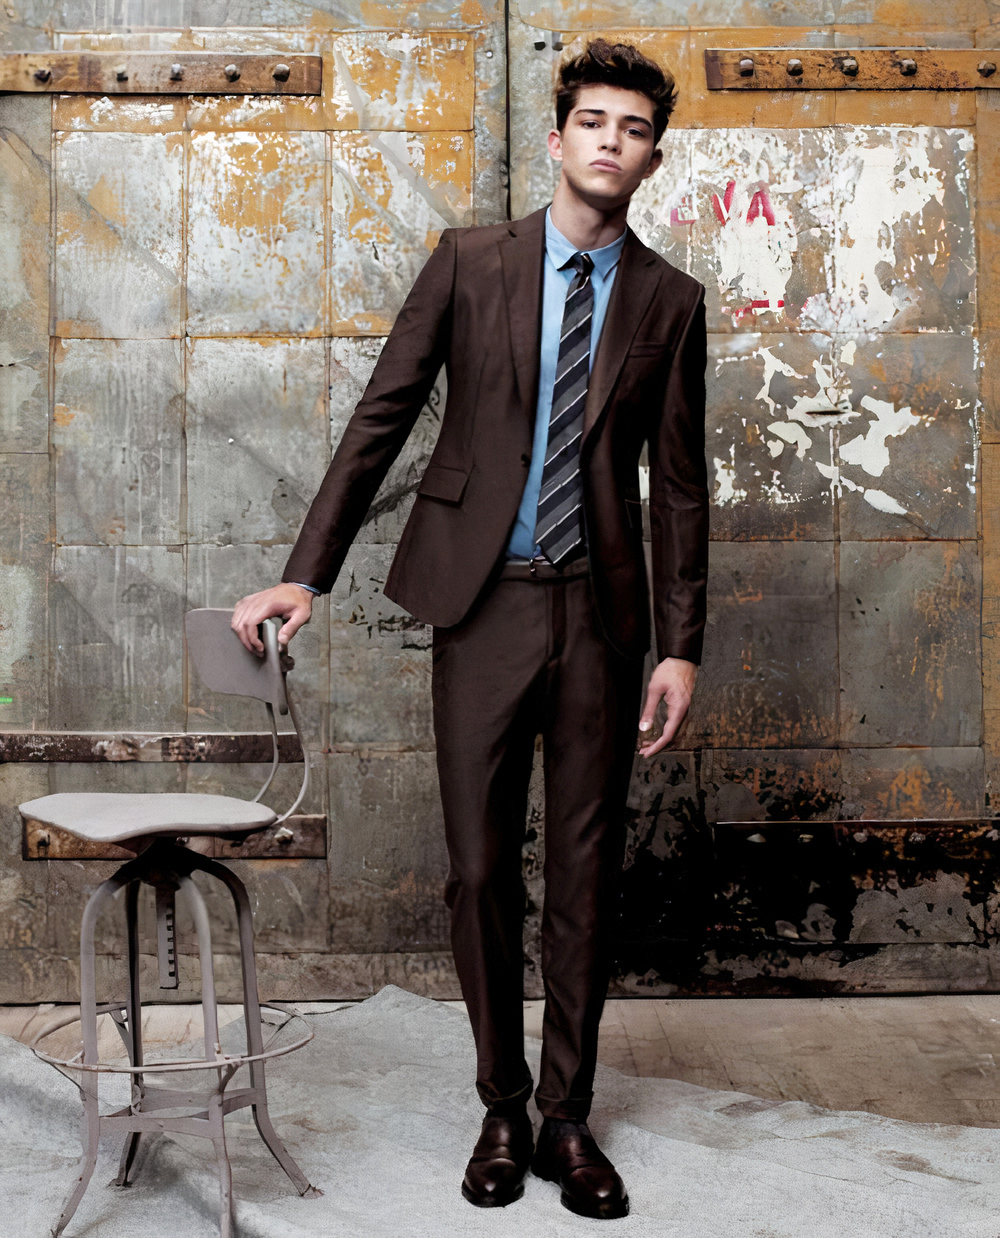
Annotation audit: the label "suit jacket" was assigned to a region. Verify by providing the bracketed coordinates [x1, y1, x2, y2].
[283, 206, 709, 663]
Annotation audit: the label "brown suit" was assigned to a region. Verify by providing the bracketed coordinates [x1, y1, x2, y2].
[284, 206, 708, 1119]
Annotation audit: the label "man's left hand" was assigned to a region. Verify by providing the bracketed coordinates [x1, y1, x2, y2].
[637, 657, 698, 758]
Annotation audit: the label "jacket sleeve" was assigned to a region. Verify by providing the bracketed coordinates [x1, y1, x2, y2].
[647, 287, 709, 664]
[282, 230, 457, 592]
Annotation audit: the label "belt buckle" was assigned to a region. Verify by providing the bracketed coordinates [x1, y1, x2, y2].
[529, 555, 545, 577]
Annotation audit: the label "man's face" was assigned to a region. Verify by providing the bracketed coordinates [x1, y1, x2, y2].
[548, 84, 662, 209]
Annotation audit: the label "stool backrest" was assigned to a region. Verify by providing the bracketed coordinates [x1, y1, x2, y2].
[184, 609, 308, 821]
[185, 609, 289, 716]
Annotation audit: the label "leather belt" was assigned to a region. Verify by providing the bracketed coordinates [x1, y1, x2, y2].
[500, 555, 590, 581]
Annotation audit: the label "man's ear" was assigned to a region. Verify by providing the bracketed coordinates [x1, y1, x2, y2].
[643, 147, 664, 180]
[547, 128, 563, 162]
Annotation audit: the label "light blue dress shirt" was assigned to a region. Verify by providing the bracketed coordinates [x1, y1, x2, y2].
[506, 209, 626, 559]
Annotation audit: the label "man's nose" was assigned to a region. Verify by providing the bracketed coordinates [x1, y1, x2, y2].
[600, 131, 621, 152]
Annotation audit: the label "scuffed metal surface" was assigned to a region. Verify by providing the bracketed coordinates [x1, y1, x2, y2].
[330, 131, 473, 332]
[188, 130, 326, 336]
[55, 129, 183, 338]
[53, 338, 184, 545]
[185, 337, 329, 542]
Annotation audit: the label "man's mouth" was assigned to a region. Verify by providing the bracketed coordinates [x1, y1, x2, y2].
[590, 159, 621, 172]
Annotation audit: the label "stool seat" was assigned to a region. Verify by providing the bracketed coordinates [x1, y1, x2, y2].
[20, 792, 277, 844]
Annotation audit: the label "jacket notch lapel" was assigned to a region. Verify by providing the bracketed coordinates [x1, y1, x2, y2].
[582, 232, 662, 442]
[499, 211, 546, 415]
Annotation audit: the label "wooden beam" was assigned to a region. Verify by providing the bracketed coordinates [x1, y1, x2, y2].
[22, 814, 327, 860]
[0, 730, 304, 763]
[0, 52, 321, 95]
[705, 47, 1000, 91]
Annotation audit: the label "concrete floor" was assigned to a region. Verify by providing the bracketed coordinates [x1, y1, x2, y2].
[4, 993, 998, 1129]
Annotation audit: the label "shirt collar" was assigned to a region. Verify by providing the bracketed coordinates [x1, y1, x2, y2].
[544, 206, 626, 279]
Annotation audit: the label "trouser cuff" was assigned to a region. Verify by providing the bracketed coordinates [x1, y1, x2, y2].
[477, 1076, 534, 1113]
[534, 1091, 593, 1121]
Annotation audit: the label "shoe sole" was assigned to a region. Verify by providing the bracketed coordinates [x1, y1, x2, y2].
[461, 1179, 525, 1208]
[532, 1164, 630, 1220]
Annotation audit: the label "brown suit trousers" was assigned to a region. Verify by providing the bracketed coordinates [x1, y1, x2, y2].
[433, 570, 643, 1120]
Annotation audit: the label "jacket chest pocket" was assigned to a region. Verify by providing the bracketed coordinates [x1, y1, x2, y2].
[417, 462, 470, 504]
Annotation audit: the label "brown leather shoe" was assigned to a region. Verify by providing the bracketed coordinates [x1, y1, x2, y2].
[531, 1118, 630, 1220]
[461, 1107, 534, 1208]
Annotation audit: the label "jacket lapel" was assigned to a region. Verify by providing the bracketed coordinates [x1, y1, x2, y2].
[498, 208, 547, 415]
[582, 229, 663, 441]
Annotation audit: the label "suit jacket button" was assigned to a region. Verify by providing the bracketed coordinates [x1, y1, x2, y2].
[520, 453, 530, 467]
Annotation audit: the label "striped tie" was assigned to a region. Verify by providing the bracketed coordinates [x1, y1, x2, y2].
[534, 252, 594, 568]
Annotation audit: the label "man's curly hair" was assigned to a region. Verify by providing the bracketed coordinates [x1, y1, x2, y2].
[555, 39, 677, 144]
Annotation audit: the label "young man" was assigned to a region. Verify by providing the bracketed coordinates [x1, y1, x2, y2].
[233, 40, 708, 1221]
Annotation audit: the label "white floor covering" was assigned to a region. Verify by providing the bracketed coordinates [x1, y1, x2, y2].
[2, 986, 997, 1237]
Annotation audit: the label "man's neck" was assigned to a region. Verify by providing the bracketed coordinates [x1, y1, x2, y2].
[549, 183, 629, 252]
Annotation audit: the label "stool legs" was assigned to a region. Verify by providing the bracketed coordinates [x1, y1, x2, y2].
[180, 873, 234, 1237]
[115, 880, 144, 1188]
[51, 844, 318, 1236]
[199, 853, 320, 1198]
[53, 873, 125, 1238]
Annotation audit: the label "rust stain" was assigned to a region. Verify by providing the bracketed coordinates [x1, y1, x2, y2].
[52, 403, 75, 427]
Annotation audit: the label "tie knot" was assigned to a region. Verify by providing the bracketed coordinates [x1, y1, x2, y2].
[568, 252, 593, 278]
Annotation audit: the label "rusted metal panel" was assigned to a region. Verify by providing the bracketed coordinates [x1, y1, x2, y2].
[185, 337, 329, 543]
[327, 542, 433, 743]
[50, 545, 186, 732]
[712, 821, 992, 944]
[839, 542, 981, 747]
[0, 95, 51, 454]
[0, 51, 322, 93]
[326, 750, 450, 954]
[685, 542, 839, 749]
[626, 126, 975, 337]
[706, 333, 835, 541]
[0, 765, 50, 955]
[705, 47, 1000, 91]
[706, 332, 978, 542]
[331, 33, 474, 129]
[835, 335, 978, 541]
[53, 338, 183, 546]
[328, 542, 430, 650]
[185, 32, 474, 132]
[840, 747, 986, 818]
[0, 452, 49, 731]
[55, 129, 183, 338]
[54, 93, 187, 131]
[513, 1, 839, 24]
[618, 751, 711, 981]
[330, 648, 433, 747]
[701, 749, 845, 822]
[187, 130, 326, 336]
[329, 131, 473, 333]
[1, 730, 305, 762]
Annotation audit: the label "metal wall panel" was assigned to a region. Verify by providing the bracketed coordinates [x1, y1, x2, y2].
[1, 0, 997, 1001]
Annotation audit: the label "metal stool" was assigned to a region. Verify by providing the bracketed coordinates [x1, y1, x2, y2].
[20, 610, 321, 1237]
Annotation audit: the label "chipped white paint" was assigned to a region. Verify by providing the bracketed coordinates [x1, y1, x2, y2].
[713, 446, 747, 506]
[839, 397, 920, 478]
[804, 129, 972, 333]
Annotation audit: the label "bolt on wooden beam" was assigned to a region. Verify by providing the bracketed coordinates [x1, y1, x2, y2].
[0, 52, 321, 94]
[706, 48, 1000, 91]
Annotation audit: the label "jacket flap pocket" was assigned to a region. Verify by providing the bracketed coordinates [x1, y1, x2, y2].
[417, 462, 469, 503]
[628, 341, 663, 358]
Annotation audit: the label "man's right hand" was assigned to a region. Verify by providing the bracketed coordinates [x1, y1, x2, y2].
[231, 583, 315, 655]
